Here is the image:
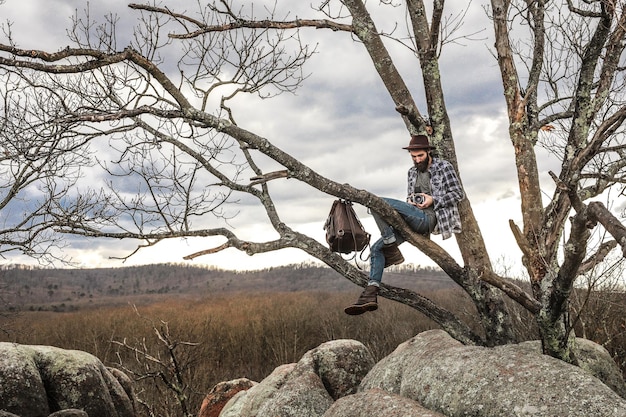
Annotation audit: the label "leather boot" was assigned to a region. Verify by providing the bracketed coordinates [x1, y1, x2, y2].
[344, 285, 379, 315]
[382, 243, 404, 267]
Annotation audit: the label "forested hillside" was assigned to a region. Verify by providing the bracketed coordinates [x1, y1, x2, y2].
[0, 263, 453, 311]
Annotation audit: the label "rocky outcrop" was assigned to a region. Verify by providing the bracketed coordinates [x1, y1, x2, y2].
[216, 330, 626, 417]
[360, 330, 626, 417]
[0, 343, 135, 417]
[219, 339, 375, 417]
[3, 331, 625, 417]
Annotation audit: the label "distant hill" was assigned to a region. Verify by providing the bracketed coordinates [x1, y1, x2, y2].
[0, 262, 456, 312]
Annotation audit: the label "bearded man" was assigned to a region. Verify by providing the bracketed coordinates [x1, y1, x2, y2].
[345, 134, 465, 315]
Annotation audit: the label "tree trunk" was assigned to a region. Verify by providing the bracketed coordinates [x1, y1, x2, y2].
[537, 301, 579, 365]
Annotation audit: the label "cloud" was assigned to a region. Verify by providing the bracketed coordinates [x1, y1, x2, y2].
[0, 0, 536, 272]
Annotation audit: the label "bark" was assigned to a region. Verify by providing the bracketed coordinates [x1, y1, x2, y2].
[491, 0, 547, 287]
[588, 202, 626, 257]
[537, 211, 591, 365]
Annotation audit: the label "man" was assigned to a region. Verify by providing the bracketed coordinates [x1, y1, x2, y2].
[344, 134, 465, 315]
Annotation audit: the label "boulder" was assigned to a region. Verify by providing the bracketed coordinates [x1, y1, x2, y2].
[0, 343, 49, 417]
[220, 339, 375, 417]
[518, 337, 626, 399]
[220, 364, 295, 417]
[322, 388, 447, 417]
[198, 378, 256, 417]
[287, 339, 376, 400]
[107, 367, 137, 415]
[360, 330, 626, 417]
[48, 411, 89, 417]
[254, 371, 333, 417]
[0, 343, 135, 417]
[220, 363, 296, 417]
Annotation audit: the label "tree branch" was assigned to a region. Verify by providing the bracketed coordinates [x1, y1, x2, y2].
[578, 239, 618, 275]
[128, 3, 353, 39]
[588, 201, 626, 257]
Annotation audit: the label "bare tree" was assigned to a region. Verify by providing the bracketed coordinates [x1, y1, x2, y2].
[0, 62, 92, 263]
[113, 307, 200, 417]
[490, 0, 626, 362]
[0, 0, 625, 365]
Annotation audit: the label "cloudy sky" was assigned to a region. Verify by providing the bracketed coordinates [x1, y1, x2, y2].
[1, 0, 569, 274]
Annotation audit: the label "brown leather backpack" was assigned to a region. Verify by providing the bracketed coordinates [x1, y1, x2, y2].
[323, 199, 370, 254]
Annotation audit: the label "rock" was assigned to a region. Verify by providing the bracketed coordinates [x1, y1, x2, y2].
[220, 364, 294, 417]
[0, 343, 135, 417]
[107, 367, 137, 415]
[255, 371, 333, 417]
[288, 339, 376, 400]
[198, 378, 256, 417]
[220, 339, 375, 417]
[518, 338, 626, 399]
[0, 343, 49, 417]
[322, 388, 447, 417]
[360, 329, 626, 417]
[48, 410, 89, 417]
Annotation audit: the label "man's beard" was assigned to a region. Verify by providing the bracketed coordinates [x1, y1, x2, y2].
[414, 157, 430, 172]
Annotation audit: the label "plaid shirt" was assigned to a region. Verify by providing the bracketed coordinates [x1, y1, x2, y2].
[407, 158, 464, 239]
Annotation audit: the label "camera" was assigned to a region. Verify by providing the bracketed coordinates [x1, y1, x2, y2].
[410, 193, 425, 205]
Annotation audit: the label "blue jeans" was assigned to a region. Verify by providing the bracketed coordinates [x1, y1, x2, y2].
[369, 198, 432, 286]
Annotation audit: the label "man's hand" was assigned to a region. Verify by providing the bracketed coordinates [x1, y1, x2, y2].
[408, 193, 433, 209]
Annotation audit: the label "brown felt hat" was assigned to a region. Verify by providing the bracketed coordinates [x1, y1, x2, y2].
[403, 135, 436, 150]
